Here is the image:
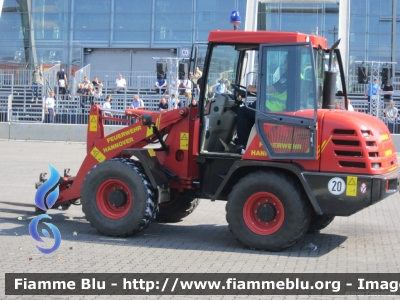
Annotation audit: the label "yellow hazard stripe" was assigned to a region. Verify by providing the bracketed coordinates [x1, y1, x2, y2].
[317, 135, 332, 159]
[385, 149, 393, 156]
[381, 134, 389, 141]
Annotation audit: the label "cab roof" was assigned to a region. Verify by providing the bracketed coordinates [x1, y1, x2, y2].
[208, 30, 327, 49]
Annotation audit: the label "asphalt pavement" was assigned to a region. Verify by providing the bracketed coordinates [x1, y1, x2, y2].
[1, 140, 400, 300]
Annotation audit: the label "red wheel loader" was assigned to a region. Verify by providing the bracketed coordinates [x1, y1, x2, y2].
[36, 30, 399, 251]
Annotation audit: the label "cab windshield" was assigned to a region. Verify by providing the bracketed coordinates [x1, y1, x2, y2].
[200, 43, 337, 112]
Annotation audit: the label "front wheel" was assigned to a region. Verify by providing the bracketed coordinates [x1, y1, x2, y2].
[226, 171, 311, 251]
[81, 159, 157, 236]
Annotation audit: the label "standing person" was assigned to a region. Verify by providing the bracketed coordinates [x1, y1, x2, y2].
[129, 94, 144, 124]
[130, 94, 145, 109]
[56, 66, 68, 96]
[182, 72, 193, 98]
[86, 83, 95, 105]
[364, 78, 381, 114]
[82, 75, 91, 89]
[44, 92, 56, 123]
[92, 77, 103, 95]
[170, 76, 180, 96]
[30, 65, 43, 102]
[63, 83, 72, 100]
[196, 73, 203, 99]
[170, 94, 177, 107]
[382, 80, 394, 104]
[102, 96, 113, 124]
[113, 74, 127, 93]
[76, 83, 86, 112]
[385, 100, 398, 133]
[102, 95, 112, 112]
[213, 77, 229, 94]
[331, 59, 341, 92]
[81, 75, 91, 104]
[93, 86, 102, 100]
[193, 67, 202, 98]
[347, 99, 355, 111]
[155, 75, 167, 94]
[158, 97, 168, 112]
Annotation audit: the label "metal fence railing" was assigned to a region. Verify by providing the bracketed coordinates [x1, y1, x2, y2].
[346, 73, 400, 96]
[0, 69, 31, 86]
[137, 75, 158, 95]
[94, 71, 154, 92]
[0, 93, 13, 122]
[3, 67, 398, 95]
[0, 74, 14, 94]
[2, 95, 400, 134]
[42, 64, 60, 95]
[1, 93, 190, 124]
[348, 99, 369, 113]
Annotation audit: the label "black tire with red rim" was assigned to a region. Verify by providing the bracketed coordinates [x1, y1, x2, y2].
[226, 171, 311, 251]
[307, 213, 335, 233]
[156, 191, 199, 223]
[81, 159, 157, 236]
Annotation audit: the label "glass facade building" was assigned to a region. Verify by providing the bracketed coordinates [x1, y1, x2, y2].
[0, 0, 246, 72]
[257, 0, 400, 74]
[349, 0, 398, 67]
[0, 0, 399, 76]
[258, 2, 340, 47]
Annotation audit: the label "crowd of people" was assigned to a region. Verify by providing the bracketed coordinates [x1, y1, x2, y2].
[98, 94, 196, 125]
[331, 78, 398, 133]
[154, 66, 203, 98]
[31, 66, 399, 132]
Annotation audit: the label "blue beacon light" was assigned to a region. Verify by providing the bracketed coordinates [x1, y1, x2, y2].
[230, 11, 241, 30]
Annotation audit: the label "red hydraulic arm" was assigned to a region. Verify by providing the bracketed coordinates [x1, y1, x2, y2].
[56, 105, 189, 205]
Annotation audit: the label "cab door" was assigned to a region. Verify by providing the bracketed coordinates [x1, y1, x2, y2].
[255, 43, 317, 160]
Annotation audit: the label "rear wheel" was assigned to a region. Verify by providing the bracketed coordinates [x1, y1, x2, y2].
[156, 191, 199, 223]
[81, 159, 157, 236]
[307, 213, 335, 233]
[226, 171, 311, 251]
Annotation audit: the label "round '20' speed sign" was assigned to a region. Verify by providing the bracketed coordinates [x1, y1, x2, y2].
[328, 177, 345, 195]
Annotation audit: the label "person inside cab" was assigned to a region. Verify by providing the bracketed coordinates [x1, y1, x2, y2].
[230, 57, 288, 153]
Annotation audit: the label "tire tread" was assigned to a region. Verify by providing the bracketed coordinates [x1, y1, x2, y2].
[226, 171, 311, 251]
[81, 158, 158, 237]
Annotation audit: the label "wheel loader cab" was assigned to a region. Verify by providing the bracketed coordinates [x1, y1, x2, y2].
[199, 45, 239, 153]
[199, 41, 319, 159]
[199, 44, 261, 154]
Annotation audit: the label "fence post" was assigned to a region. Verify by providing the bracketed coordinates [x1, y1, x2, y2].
[7, 94, 13, 122]
[105, 75, 108, 99]
[138, 76, 141, 96]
